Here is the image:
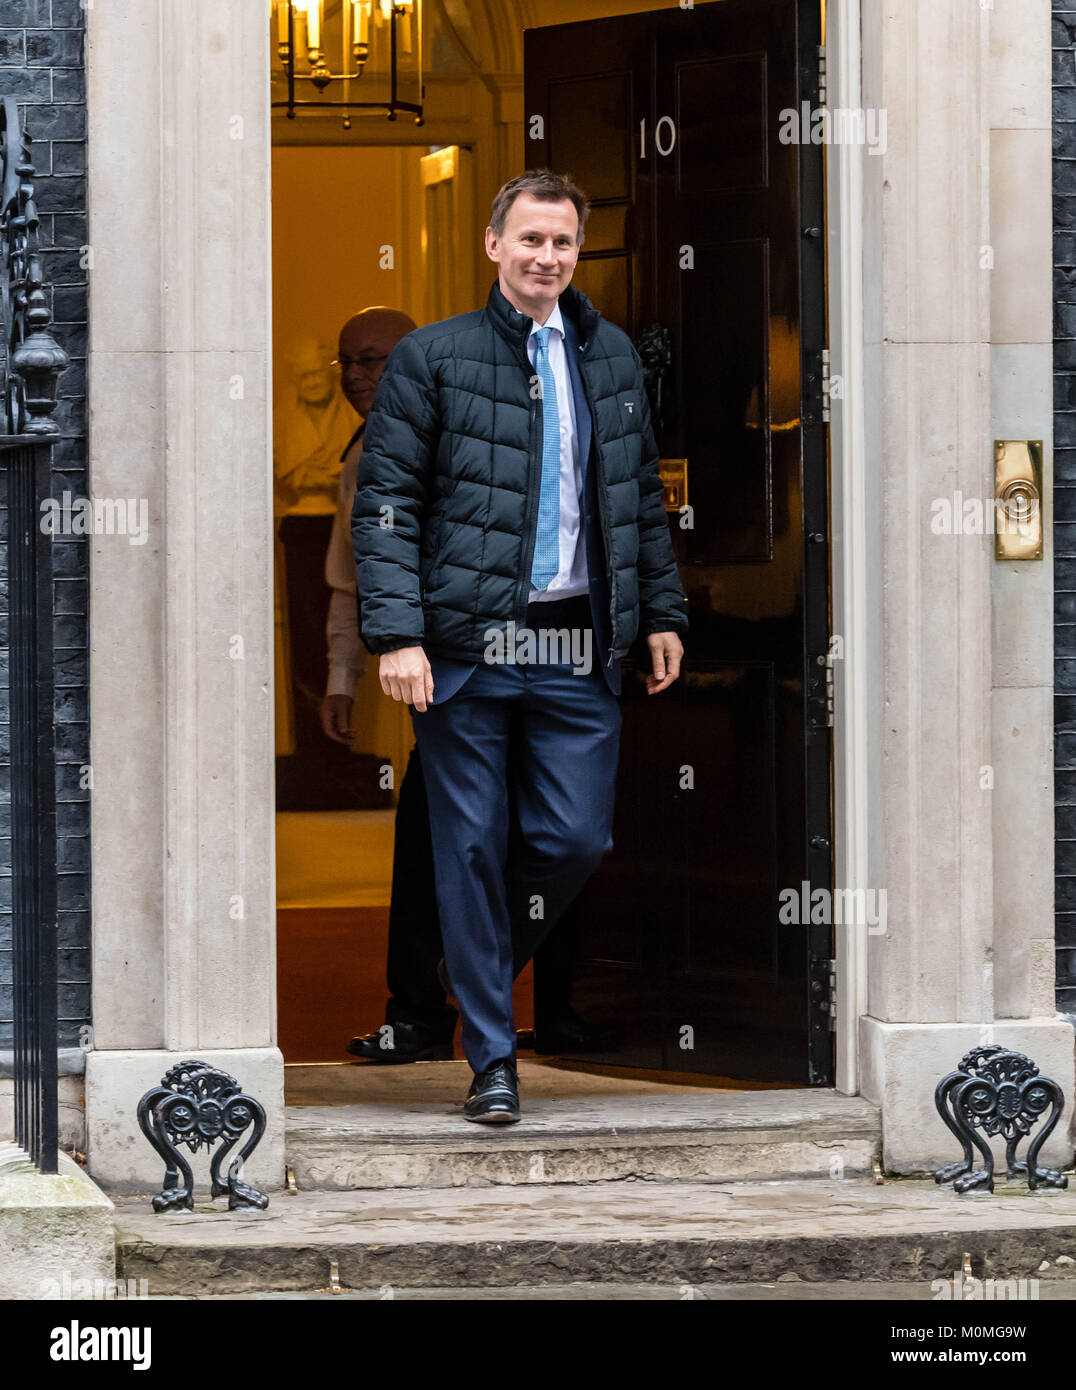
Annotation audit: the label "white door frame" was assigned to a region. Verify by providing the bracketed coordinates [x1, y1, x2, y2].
[823, 0, 869, 1095]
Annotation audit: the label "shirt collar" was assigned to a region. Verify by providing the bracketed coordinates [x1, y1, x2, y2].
[529, 299, 565, 341]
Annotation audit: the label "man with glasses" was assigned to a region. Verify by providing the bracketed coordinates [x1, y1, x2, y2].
[322, 308, 417, 747]
[321, 306, 463, 1057]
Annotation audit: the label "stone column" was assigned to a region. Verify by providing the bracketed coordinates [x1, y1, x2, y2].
[858, 0, 1073, 1170]
[83, 0, 282, 1190]
[987, 0, 1056, 1024]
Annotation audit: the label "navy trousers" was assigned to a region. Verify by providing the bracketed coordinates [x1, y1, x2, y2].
[411, 625, 621, 1074]
[383, 745, 595, 1039]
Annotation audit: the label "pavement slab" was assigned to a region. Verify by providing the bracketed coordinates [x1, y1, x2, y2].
[147, 1281, 1076, 1300]
[115, 1175, 1076, 1294]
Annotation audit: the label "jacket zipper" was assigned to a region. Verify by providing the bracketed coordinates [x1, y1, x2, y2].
[513, 336, 542, 626]
[578, 339, 620, 663]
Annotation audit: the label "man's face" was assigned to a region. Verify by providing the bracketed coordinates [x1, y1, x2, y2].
[485, 192, 581, 322]
[337, 319, 400, 418]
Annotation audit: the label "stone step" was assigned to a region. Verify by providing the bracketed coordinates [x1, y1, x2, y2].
[114, 1176, 1076, 1295]
[143, 1282, 1076, 1301]
[284, 1079, 881, 1190]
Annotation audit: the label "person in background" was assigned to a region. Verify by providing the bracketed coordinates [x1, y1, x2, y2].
[320, 307, 456, 1058]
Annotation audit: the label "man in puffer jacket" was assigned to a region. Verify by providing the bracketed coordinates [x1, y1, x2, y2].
[352, 169, 688, 1123]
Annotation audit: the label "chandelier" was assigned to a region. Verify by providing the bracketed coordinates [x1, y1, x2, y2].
[272, 1, 423, 127]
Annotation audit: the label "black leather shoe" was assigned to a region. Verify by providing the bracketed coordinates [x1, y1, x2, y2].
[346, 1018, 454, 1063]
[463, 1059, 520, 1124]
[533, 1012, 621, 1055]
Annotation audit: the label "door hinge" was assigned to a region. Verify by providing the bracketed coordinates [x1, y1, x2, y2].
[803, 347, 830, 425]
[817, 45, 827, 107]
[807, 650, 834, 729]
[809, 954, 837, 1033]
[828, 957, 837, 1030]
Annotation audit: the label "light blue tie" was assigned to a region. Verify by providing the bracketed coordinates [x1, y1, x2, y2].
[530, 325, 561, 590]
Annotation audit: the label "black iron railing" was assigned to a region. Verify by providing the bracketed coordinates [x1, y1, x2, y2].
[1, 94, 69, 1173]
[6, 434, 59, 1172]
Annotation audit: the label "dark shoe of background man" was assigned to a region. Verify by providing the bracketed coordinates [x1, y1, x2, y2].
[346, 1016, 454, 1063]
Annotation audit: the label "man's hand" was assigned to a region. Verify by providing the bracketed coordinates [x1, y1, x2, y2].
[320, 694, 354, 744]
[645, 631, 683, 695]
[379, 646, 435, 712]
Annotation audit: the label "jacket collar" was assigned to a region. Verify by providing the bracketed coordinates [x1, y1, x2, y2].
[485, 276, 601, 351]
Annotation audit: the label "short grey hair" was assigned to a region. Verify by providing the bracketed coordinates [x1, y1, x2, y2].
[489, 169, 590, 246]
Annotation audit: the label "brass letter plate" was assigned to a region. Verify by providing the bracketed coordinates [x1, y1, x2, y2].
[994, 440, 1042, 560]
[660, 457, 688, 512]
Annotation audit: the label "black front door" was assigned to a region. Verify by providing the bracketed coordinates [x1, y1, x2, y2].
[526, 0, 832, 1084]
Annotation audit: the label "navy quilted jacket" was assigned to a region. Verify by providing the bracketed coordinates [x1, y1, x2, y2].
[351, 278, 688, 662]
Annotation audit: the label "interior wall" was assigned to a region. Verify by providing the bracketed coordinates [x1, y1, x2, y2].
[270, 144, 426, 394]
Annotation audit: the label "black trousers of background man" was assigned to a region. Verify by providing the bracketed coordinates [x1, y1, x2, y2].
[383, 745, 583, 1039]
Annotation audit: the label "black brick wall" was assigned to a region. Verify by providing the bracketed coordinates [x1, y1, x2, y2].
[1056, 2, 1076, 1012]
[0, 0, 90, 1049]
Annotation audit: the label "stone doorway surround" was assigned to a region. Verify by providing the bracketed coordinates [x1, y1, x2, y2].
[83, 0, 282, 1190]
[81, 0, 1072, 1187]
[834, 0, 1073, 1167]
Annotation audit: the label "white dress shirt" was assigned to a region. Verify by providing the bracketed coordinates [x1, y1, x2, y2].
[324, 431, 366, 699]
[526, 300, 589, 602]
